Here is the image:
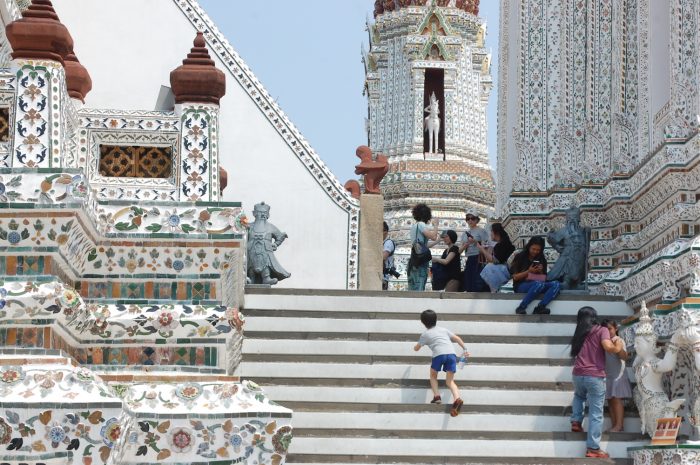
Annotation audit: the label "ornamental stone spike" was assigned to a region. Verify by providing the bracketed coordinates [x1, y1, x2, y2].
[64, 50, 92, 103]
[170, 32, 226, 105]
[5, 0, 73, 65]
[635, 301, 655, 337]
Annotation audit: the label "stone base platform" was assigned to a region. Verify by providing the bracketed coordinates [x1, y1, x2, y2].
[629, 445, 700, 464]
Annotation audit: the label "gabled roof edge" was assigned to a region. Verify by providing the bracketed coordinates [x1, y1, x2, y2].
[174, 0, 360, 213]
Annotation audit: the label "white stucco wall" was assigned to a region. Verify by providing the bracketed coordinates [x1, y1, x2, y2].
[51, 0, 355, 289]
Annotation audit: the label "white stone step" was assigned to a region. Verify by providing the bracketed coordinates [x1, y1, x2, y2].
[242, 291, 640, 463]
[243, 339, 572, 359]
[244, 293, 631, 316]
[292, 411, 642, 432]
[287, 437, 644, 459]
[245, 317, 577, 337]
[259, 385, 575, 406]
[241, 362, 571, 382]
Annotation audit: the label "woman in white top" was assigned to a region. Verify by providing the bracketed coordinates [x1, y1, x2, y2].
[407, 203, 438, 291]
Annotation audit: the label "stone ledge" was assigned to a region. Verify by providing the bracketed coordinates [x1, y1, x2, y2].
[244, 287, 624, 301]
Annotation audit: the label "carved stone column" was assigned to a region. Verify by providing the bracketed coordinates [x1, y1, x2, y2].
[170, 32, 226, 201]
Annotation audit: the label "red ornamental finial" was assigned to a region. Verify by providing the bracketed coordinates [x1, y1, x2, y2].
[170, 32, 226, 105]
[6, 0, 73, 64]
[354, 145, 388, 195]
[64, 50, 92, 102]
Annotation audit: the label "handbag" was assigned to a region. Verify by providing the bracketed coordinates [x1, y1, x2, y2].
[410, 224, 432, 266]
[430, 262, 448, 290]
[480, 263, 511, 292]
[526, 273, 547, 282]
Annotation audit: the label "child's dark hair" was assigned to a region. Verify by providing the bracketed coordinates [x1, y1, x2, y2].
[600, 319, 618, 329]
[421, 309, 437, 328]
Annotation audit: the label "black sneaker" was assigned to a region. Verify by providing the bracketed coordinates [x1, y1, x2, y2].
[515, 306, 527, 315]
[533, 305, 551, 315]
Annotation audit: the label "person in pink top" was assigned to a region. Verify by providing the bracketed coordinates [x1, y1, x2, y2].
[569, 306, 625, 459]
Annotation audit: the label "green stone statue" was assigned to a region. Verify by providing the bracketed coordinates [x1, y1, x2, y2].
[246, 202, 291, 285]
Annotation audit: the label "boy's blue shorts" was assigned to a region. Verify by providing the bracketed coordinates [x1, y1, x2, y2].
[431, 354, 457, 373]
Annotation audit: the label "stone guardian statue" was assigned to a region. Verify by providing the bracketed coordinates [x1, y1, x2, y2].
[246, 202, 291, 285]
[632, 302, 685, 436]
[424, 92, 441, 154]
[546, 207, 591, 290]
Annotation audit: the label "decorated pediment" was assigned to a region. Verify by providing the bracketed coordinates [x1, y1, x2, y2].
[422, 36, 450, 61]
[418, 8, 451, 36]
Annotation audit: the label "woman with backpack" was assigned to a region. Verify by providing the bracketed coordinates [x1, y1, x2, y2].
[407, 203, 438, 291]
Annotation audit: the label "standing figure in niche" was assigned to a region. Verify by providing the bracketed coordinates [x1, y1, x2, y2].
[424, 92, 441, 154]
[632, 302, 684, 436]
[246, 202, 291, 285]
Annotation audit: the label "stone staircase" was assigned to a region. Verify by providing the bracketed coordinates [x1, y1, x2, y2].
[240, 289, 645, 465]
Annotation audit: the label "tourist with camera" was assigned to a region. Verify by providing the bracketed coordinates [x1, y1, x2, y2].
[382, 221, 399, 290]
[509, 236, 561, 314]
[459, 210, 489, 292]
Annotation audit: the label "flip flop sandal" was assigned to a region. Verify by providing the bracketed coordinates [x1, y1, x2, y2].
[450, 398, 463, 417]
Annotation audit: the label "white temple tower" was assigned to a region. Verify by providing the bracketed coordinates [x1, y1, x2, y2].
[365, 0, 494, 251]
[497, 0, 700, 305]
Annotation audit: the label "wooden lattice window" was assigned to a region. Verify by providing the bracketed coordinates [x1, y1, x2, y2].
[99, 145, 172, 178]
[0, 108, 9, 142]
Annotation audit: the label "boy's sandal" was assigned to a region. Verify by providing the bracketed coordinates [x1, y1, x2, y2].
[450, 398, 463, 417]
[585, 448, 609, 459]
[430, 395, 442, 404]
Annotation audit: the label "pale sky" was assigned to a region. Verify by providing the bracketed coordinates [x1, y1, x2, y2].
[198, 0, 500, 183]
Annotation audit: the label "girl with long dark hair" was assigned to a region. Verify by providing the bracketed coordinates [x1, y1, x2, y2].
[569, 307, 624, 459]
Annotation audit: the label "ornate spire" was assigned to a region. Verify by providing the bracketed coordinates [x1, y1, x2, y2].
[635, 301, 655, 337]
[170, 32, 226, 105]
[5, 0, 73, 64]
[373, 1, 479, 18]
[64, 50, 92, 103]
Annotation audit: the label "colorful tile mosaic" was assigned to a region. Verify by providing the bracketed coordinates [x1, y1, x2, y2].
[0, 357, 124, 465]
[0, 7, 291, 465]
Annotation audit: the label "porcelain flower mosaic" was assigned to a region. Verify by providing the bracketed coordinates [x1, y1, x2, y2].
[0, 3, 290, 465]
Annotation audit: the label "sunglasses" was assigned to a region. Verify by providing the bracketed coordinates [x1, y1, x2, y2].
[465, 216, 478, 221]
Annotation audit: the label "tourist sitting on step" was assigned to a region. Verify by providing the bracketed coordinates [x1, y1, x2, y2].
[414, 309, 469, 417]
[569, 306, 625, 459]
[458, 210, 490, 292]
[431, 230, 462, 292]
[509, 236, 561, 314]
[407, 203, 438, 291]
[477, 223, 516, 293]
